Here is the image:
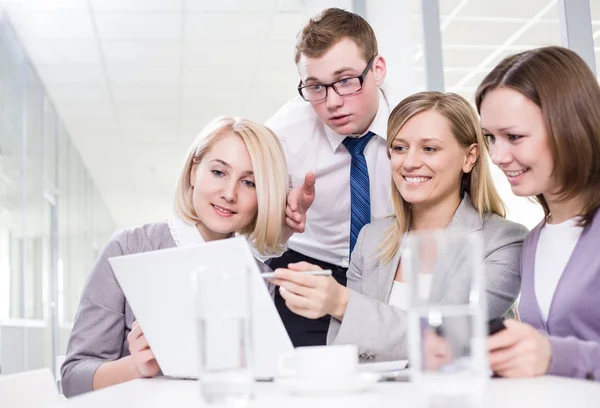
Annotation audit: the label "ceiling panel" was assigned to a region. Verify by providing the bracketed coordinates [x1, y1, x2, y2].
[116, 102, 179, 120]
[61, 117, 121, 142]
[120, 118, 180, 144]
[185, 12, 272, 41]
[106, 62, 180, 85]
[58, 102, 114, 119]
[90, 0, 184, 12]
[9, 10, 95, 40]
[1, 1, 88, 12]
[183, 41, 262, 66]
[111, 84, 180, 103]
[49, 84, 112, 103]
[94, 13, 182, 40]
[182, 63, 253, 86]
[36, 63, 106, 84]
[101, 40, 181, 64]
[23, 39, 101, 64]
[184, 0, 278, 13]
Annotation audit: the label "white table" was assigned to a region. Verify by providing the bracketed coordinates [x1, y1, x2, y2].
[54, 376, 600, 408]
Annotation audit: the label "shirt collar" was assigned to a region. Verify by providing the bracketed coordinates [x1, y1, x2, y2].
[168, 216, 206, 247]
[324, 88, 390, 152]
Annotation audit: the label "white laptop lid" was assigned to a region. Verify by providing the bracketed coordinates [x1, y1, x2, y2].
[109, 237, 293, 379]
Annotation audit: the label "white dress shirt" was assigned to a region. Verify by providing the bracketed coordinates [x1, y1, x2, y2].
[266, 90, 394, 267]
[534, 217, 583, 322]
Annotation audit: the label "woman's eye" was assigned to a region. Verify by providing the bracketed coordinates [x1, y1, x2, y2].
[424, 146, 436, 152]
[507, 133, 523, 142]
[484, 134, 495, 144]
[392, 145, 406, 152]
[242, 180, 256, 188]
[211, 169, 225, 177]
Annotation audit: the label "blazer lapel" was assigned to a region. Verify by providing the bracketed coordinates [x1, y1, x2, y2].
[447, 195, 484, 234]
[375, 196, 480, 303]
[377, 246, 403, 302]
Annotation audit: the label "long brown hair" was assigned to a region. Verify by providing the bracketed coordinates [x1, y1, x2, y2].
[475, 46, 600, 226]
[379, 92, 505, 263]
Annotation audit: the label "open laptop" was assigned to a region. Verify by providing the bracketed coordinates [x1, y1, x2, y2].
[109, 237, 293, 380]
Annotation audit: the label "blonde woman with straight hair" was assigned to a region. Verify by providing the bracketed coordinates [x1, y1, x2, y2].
[61, 116, 308, 397]
[269, 92, 527, 362]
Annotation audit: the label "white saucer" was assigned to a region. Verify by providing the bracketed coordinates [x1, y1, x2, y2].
[275, 372, 380, 395]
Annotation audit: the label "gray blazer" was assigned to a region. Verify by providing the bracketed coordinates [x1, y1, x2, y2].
[61, 221, 271, 398]
[519, 209, 600, 381]
[327, 195, 528, 362]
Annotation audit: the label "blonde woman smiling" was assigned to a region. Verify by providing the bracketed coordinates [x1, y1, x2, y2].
[269, 92, 527, 362]
[61, 116, 311, 397]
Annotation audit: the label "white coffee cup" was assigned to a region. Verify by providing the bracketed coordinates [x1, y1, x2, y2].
[277, 345, 358, 378]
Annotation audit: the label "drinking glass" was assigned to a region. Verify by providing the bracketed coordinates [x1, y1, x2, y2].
[195, 266, 253, 406]
[402, 230, 488, 407]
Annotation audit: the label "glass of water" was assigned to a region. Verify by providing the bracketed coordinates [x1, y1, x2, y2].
[402, 230, 488, 408]
[194, 266, 253, 405]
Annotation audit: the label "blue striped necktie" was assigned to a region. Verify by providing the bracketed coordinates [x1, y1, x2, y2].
[343, 131, 375, 258]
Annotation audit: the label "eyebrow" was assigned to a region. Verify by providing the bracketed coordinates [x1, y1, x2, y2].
[304, 68, 358, 83]
[211, 159, 254, 176]
[393, 137, 444, 144]
[481, 126, 518, 133]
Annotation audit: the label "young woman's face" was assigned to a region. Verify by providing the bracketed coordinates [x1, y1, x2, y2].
[390, 110, 477, 210]
[190, 133, 258, 241]
[479, 87, 555, 198]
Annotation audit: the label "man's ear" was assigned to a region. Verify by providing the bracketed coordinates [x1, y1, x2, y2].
[373, 55, 387, 87]
[463, 143, 479, 173]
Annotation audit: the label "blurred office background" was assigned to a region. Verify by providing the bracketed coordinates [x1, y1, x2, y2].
[0, 0, 598, 378]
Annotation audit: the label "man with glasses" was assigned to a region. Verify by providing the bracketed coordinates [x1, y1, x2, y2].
[266, 8, 393, 346]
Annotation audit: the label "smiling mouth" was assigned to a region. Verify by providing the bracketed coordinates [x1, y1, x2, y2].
[504, 168, 529, 178]
[403, 176, 432, 184]
[212, 204, 236, 215]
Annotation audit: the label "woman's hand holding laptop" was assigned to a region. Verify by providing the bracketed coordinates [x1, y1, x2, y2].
[127, 321, 160, 378]
[268, 262, 349, 321]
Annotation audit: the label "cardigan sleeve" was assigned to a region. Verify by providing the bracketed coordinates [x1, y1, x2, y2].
[548, 335, 600, 381]
[60, 229, 130, 397]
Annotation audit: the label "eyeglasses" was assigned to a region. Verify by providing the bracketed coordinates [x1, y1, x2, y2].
[297, 56, 376, 102]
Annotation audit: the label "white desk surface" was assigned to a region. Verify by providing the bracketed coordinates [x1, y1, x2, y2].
[54, 376, 600, 408]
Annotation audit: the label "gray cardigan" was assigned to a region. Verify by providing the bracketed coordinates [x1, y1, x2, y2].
[327, 196, 528, 362]
[61, 221, 270, 397]
[519, 209, 600, 381]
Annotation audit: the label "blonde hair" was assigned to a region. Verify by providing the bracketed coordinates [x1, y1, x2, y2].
[174, 116, 288, 255]
[379, 92, 506, 263]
